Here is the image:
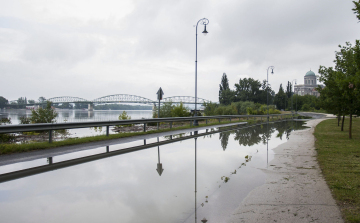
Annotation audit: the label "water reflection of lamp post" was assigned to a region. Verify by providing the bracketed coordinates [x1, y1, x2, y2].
[266, 66, 274, 122]
[156, 137, 164, 176]
[193, 18, 209, 126]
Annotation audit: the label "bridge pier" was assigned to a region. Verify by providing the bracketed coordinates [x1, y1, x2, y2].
[88, 104, 94, 111]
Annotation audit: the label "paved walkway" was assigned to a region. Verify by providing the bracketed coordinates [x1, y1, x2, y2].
[228, 118, 343, 223]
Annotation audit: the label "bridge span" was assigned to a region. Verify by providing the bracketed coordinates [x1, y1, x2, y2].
[9, 94, 214, 106]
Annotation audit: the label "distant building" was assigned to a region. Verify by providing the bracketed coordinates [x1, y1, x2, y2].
[294, 70, 323, 97]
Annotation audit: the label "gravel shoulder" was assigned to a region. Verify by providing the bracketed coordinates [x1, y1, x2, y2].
[228, 118, 343, 223]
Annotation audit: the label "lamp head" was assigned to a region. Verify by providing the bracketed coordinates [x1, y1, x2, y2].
[202, 25, 208, 36]
[271, 68, 274, 74]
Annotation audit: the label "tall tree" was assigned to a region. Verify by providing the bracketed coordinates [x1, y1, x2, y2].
[219, 73, 234, 105]
[274, 84, 286, 110]
[285, 81, 292, 98]
[353, 0, 360, 21]
[234, 78, 261, 102]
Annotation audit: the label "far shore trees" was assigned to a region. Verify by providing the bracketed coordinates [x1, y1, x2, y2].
[0, 96, 8, 109]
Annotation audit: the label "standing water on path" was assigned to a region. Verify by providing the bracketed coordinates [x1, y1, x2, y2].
[0, 121, 308, 223]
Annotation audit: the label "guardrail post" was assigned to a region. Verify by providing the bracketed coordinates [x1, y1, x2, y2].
[218, 119, 220, 123]
[230, 117, 231, 122]
[261, 116, 262, 121]
[143, 123, 146, 132]
[106, 126, 109, 136]
[47, 157, 53, 164]
[247, 116, 249, 120]
[49, 130, 52, 143]
[206, 119, 208, 125]
[190, 121, 192, 127]
[170, 122, 172, 129]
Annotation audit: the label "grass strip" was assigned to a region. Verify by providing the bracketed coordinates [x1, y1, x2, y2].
[314, 118, 360, 223]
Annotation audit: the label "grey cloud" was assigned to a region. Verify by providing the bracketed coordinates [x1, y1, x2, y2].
[22, 32, 99, 67]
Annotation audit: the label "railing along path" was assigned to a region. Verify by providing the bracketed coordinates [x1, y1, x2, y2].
[0, 114, 296, 143]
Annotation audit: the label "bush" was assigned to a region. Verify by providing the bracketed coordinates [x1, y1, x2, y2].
[117, 111, 132, 127]
[301, 104, 312, 111]
[0, 118, 15, 143]
[19, 116, 31, 124]
[171, 102, 191, 117]
[30, 101, 58, 124]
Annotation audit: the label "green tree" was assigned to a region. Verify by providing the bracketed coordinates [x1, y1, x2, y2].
[318, 41, 360, 139]
[28, 99, 35, 104]
[285, 81, 292, 99]
[274, 84, 286, 110]
[30, 101, 58, 123]
[219, 73, 234, 105]
[0, 96, 8, 109]
[234, 78, 261, 102]
[353, 0, 360, 21]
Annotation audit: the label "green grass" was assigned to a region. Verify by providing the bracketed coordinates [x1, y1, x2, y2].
[314, 118, 360, 222]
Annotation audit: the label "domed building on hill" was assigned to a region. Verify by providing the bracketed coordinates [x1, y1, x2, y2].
[294, 70, 323, 97]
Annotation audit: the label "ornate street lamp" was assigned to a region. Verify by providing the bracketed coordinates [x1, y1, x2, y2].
[194, 18, 209, 126]
[267, 66, 274, 122]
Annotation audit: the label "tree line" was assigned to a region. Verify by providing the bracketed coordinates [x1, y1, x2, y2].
[211, 73, 323, 116]
[316, 1, 360, 139]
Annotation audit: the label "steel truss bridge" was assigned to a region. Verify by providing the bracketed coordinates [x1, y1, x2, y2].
[9, 94, 213, 105]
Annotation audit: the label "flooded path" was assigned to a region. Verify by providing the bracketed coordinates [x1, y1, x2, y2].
[0, 121, 308, 223]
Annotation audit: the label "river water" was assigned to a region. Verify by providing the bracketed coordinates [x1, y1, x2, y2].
[0, 109, 153, 137]
[0, 121, 307, 223]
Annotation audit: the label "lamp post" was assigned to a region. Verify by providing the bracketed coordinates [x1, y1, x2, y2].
[194, 18, 209, 126]
[266, 66, 274, 122]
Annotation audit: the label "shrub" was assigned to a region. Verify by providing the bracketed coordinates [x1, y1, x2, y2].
[30, 101, 58, 124]
[0, 118, 15, 143]
[117, 111, 132, 127]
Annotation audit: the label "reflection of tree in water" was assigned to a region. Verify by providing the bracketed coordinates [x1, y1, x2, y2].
[234, 125, 274, 147]
[219, 131, 232, 151]
[273, 121, 308, 140]
[218, 121, 309, 148]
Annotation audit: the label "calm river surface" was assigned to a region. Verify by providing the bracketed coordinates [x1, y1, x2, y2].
[0, 121, 307, 223]
[0, 109, 153, 137]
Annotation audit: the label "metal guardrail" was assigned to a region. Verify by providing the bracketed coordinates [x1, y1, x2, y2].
[0, 114, 294, 143]
[0, 123, 260, 183]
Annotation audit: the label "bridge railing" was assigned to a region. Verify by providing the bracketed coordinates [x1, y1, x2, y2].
[0, 114, 295, 143]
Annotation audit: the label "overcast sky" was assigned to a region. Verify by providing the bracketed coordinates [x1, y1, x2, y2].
[1, 0, 360, 102]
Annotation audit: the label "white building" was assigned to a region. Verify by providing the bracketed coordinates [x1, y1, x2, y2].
[294, 70, 323, 97]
